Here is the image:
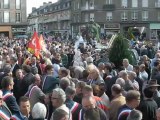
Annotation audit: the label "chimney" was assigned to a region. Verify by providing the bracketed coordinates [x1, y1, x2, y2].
[32, 7, 36, 12]
[43, 2, 47, 5]
[48, 1, 52, 4]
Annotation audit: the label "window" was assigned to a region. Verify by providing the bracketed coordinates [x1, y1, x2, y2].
[158, 12, 160, 20]
[3, 11, 9, 23]
[156, 0, 160, 7]
[67, 2, 70, 7]
[3, 0, 9, 9]
[142, 11, 148, 21]
[85, 1, 89, 10]
[106, 12, 112, 21]
[0, 12, 1, 23]
[77, 2, 79, 9]
[90, 0, 94, 9]
[131, 11, 138, 21]
[121, 11, 128, 21]
[150, 30, 157, 40]
[106, 0, 112, 4]
[16, 0, 21, 9]
[85, 14, 88, 22]
[90, 13, 94, 21]
[77, 14, 80, 22]
[142, 0, 148, 7]
[121, 0, 127, 8]
[16, 13, 20, 22]
[132, 0, 138, 7]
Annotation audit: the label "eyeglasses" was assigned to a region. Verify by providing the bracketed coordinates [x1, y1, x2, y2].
[51, 97, 59, 100]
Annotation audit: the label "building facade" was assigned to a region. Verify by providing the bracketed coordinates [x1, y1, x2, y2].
[28, 0, 160, 40]
[71, 0, 160, 40]
[0, 0, 27, 38]
[28, 0, 71, 38]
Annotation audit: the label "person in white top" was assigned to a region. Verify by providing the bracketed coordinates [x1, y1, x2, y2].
[139, 64, 148, 82]
[123, 59, 133, 71]
[51, 88, 72, 120]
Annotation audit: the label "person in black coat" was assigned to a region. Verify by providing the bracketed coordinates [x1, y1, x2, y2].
[138, 87, 158, 120]
[1, 76, 26, 119]
[30, 56, 42, 75]
[20, 65, 34, 97]
[10, 55, 20, 78]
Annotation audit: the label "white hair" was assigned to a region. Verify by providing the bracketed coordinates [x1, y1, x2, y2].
[32, 102, 47, 119]
[52, 88, 66, 103]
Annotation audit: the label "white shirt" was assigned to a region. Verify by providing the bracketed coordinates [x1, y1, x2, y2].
[139, 71, 148, 81]
[126, 64, 133, 71]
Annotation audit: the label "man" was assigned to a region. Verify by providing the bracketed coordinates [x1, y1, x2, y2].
[52, 108, 70, 120]
[32, 102, 47, 120]
[119, 70, 134, 91]
[118, 90, 140, 120]
[61, 49, 68, 68]
[123, 59, 133, 71]
[127, 110, 142, 120]
[30, 56, 42, 75]
[128, 71, 139, 91]
[138, 87, 158, 120]
[65, 86, 82, 120]
[87, 67, 104, 85]
[42, 65, 59, 94]
[19, 96, 31, 119]
[82, 85, 109, 114]
[13, 69, 24, 103]
[51, 88, 72, 120]
[25, 74, 45, 110]
[148, 80, 160, 102]
[139, 64, 148, 82]
[21, 65, 34, 96]
[79, 96, 108, 120]
[0, 90, 12, 120]
[10, 55, 20, 78]
[1, 76, 26, 119]
[98, 62, 105, 78]
[110, 84, 126, 120]
[58, 67, 69, 79]
[73, 81, 86, 104]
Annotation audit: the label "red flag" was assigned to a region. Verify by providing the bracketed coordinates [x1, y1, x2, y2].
[37, 34, 44, 50]
[28, 31, 40, 57]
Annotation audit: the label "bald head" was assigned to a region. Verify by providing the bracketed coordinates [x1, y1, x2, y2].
[82, 96, 96, 110]
[111, 84, 122, 96]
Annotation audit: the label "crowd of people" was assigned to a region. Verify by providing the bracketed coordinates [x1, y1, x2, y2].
[0, 37, 160, 120]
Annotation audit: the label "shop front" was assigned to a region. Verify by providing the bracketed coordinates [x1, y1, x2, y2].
[150, 23, 160, 41]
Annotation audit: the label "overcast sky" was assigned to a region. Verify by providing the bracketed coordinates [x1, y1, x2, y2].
[27, 0, 58, 15]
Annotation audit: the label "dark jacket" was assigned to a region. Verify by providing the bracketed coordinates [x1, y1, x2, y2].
[42, 75, 59, 94]
[66, 99, 82, 120]
[12, 63, 20, 78]
[0, 102, 12, 120]
[19, 73, 34, 96]
[2, 90, 25, 119]
[138, 99, 158, 120]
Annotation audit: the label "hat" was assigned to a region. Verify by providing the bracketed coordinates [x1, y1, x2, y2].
[147, 80, 160, 88]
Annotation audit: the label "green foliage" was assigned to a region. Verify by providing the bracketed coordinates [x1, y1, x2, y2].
[127, 27, 135, 40]
[88, 21, 100, 42]
[109, 34, 132, 68]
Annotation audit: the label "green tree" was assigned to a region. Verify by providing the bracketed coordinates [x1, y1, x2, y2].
[109, 34, 132, 68]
